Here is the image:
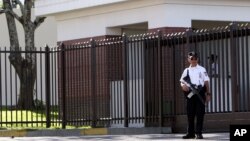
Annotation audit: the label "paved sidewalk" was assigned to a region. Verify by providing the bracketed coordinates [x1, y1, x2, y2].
[0, 127, 229, 140]
[0, 133, 229, 141]
[0, 127, 172, 137]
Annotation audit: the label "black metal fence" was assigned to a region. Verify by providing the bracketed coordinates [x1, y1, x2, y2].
[1, 23, 250, 129]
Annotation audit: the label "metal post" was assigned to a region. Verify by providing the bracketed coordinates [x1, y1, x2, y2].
[91, 39, 97, 127]
[230, 23, 238, 113]
[157, 30, 163, 127]
[61, 43, 67, 129]
[122, 34, 129, 127]
[45, 45, 51, 128]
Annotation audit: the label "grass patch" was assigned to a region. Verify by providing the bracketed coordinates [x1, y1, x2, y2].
[0, 109, 90, 129]
[1, 110, 46, 121]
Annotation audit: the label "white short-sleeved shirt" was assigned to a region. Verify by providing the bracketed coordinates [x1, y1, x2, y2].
[180, 64, 210, 87]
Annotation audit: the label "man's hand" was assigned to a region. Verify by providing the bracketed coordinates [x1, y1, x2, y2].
[206, 94, 211, 103]
[181, 84, 189, 92]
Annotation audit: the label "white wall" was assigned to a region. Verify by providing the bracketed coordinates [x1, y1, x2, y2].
[164, 3, 250, 27]
[0, 9, 57, 47]
[35, 0, 250, 41]
[35, 0, 128, 16]
[110, 79, 144, 127]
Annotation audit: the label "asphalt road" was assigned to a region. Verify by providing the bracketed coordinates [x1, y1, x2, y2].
[0, 133, 229, 141]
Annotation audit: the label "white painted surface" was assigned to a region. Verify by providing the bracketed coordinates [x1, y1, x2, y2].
[35, 0, 128, 16]
[0, 9, 57, 47]
[110, 79, 145, 128]
[35, 0, 250, 41]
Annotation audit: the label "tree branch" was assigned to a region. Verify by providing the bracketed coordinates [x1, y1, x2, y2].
[2, 8, 23, 24]
[34, 16, 46, 29]
[23, 0, 33, 22]
[15, 0, 25, 16]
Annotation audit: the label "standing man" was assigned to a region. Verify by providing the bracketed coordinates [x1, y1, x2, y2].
[180, 51, 211, 139]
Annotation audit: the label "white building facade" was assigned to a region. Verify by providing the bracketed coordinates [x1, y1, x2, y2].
[0, 9, 57, 47]
[35, 0, 250, 42]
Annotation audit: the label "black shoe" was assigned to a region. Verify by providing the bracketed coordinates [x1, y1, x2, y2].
[182, 134, 195, 139]
[195, 134, 203, 139]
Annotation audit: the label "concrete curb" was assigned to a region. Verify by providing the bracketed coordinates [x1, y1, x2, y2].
[0, 127, 171, 137]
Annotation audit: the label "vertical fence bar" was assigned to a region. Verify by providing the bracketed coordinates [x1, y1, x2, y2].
[140, 35, 143, 124]
[91, 39, 97, 127]
[213, 29, 219, 112]
[50, 47, 54, 126]
[9, 50, 13, 126]
[240, 26, 246, 111]
[81, 45, 86, 126]
[119, 39, 123, 125]
[230, 23, 238, 113]
[4, 47, 8, 126]
[77, 44, 81, 126]
[34, 50, 38, 126]
[157, 31, 163, 127]
[131, 37, 134, 124]
[221, 29, 226, 112]
[172, 33, 177, 116]
[225, 28, 230, 112]
[45, 46, 51, 128]
[71, 44, 75, 125]
[174, 33, 180, 115]
[55, 47, 60, 126]
[122, 34, 129, 127]
[61, 43, 67, 129]
[152, 36, 156, 124]
[87, 45, 91, 126]
[78, 45, 82, 125]
[145, 34, 150, 124]
[73, 44, 77, 125]
[245, 26, 250, 111]
[99, 41, 103, 126]
[112, 40, 117, 125]
[208, 30, 213, 112]
[215, 29, 221, 112]
[98, 42, 101, 126]
[136, 36, 141, 124]
[96, 41, 99, 126]
[68, 45, 72, 124]
[39, 47, 44, 127]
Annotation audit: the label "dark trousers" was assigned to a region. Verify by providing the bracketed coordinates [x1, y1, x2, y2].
[186, 92, 206, 135]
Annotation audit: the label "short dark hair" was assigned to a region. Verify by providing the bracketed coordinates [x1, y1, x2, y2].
[188, 51, 198, 58]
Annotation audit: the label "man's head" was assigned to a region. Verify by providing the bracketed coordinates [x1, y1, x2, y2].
[188, 51, 198, 60]
[188, 51, 198, 66]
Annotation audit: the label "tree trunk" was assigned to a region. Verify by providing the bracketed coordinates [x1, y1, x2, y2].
[2, 0, 44, 110]
[17, 64, 36, 110]
[17, 25, 37, 110]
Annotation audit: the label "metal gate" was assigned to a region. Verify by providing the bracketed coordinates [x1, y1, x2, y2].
[173, 23, 250, 132]
[1, 23, 250, 131]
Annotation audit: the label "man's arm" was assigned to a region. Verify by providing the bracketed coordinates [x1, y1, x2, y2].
[180, 69, 189, 92]
[204, 81, 211, 102]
